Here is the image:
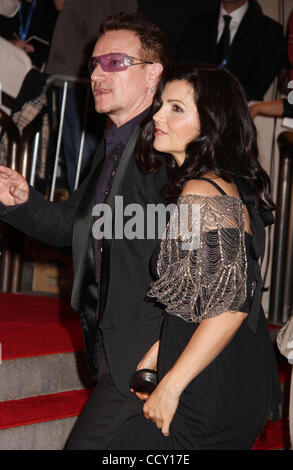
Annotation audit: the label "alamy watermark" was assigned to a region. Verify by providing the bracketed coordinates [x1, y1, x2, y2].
[92, 196, 200, 250]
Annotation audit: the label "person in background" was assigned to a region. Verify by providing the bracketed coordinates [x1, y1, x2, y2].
[137, 0, 216, 58]
[249, 7, 293, 121]
[0, 0, 20, 17]
[175, 0, 288, 102]
[249, 98, 293, 120]
[0, 0, 61, 68]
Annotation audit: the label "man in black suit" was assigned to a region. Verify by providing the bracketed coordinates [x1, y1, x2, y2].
[176, 0, 288, 102]
[0, 13, 171, 449]
[137, 0, 217, 57]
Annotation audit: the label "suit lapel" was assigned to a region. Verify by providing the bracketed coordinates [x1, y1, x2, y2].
[74, 141, 106, 221]
[71, 142, 105, 311]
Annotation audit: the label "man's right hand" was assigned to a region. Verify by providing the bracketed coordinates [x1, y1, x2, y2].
[0, 166, 29, 206]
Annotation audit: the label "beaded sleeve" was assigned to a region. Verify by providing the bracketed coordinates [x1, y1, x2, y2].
[147, 194, 248, 323]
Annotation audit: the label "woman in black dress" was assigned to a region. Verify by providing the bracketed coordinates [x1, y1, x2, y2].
[108, 63, 282, 450]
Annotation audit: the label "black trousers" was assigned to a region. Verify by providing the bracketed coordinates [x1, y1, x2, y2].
[65, 374, 172, 450]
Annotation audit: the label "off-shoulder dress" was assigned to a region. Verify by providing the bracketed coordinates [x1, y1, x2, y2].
[108, 177, 282, 450]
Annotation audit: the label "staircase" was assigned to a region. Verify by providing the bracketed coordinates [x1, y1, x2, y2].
[0, 292, 291, 450]
[0, 293, 94, 450]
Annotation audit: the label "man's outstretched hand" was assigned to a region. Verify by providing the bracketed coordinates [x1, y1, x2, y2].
[0, 166, 29, 206]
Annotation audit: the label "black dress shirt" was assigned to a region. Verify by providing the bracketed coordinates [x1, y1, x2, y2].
[93, 107, 150, 377]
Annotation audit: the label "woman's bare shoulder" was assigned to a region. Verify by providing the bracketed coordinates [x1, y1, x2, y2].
[182, 175, 239, 198]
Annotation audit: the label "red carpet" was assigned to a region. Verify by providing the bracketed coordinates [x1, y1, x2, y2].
[0, 292, 291, 450]
[0, 389, 92, 429]
[278, 357, 292, 384]
[252, 419, 291, 450]
[0, 390, 289, 449]
[0, 293, 84, 359]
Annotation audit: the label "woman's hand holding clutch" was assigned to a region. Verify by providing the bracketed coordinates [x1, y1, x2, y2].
[130, 339, 180, 436]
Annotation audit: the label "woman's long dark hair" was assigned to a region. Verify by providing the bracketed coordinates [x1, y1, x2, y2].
[137, 63, 275, 210]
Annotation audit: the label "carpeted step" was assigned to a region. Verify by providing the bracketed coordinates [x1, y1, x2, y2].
[0, 387, 289, 450]
[0, 292, 93, 400]
[0, 389, 92, 450]
[0, 293, 291, 450]
[0, 293, 84, 359]
[0, 415, 77, 450]
[252, 418, 291, 450]
[0, 351, 93, 401]
[0, 389, 92, 430]
[0, 292, 94, 449]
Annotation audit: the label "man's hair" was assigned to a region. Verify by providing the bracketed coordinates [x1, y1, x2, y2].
[99, 12, 171, 67]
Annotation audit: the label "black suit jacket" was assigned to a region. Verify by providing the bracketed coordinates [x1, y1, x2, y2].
[176, 0, 288, 101]
[0, 125, 168, 397]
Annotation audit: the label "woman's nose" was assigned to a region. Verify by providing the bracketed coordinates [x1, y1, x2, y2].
[153, 109, 164, 125]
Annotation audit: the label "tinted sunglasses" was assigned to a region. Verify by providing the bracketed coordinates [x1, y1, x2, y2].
[88, 53, 153, 75]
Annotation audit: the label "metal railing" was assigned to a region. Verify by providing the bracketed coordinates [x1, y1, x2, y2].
[0, 75, 92, 292]
[269, 131, 293, 324]
[45, 75, 91, 199]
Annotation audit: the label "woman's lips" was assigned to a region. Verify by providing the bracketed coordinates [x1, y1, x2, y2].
[154, 128, 168, 136]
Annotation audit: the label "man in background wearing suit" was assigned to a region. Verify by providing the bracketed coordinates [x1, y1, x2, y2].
[176, 0, 288, 102]
[0, 12, 171, 449]
[137, 0, 216, 58]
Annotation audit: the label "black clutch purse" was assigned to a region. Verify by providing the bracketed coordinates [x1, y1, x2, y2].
[129, 369, 158, 394]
